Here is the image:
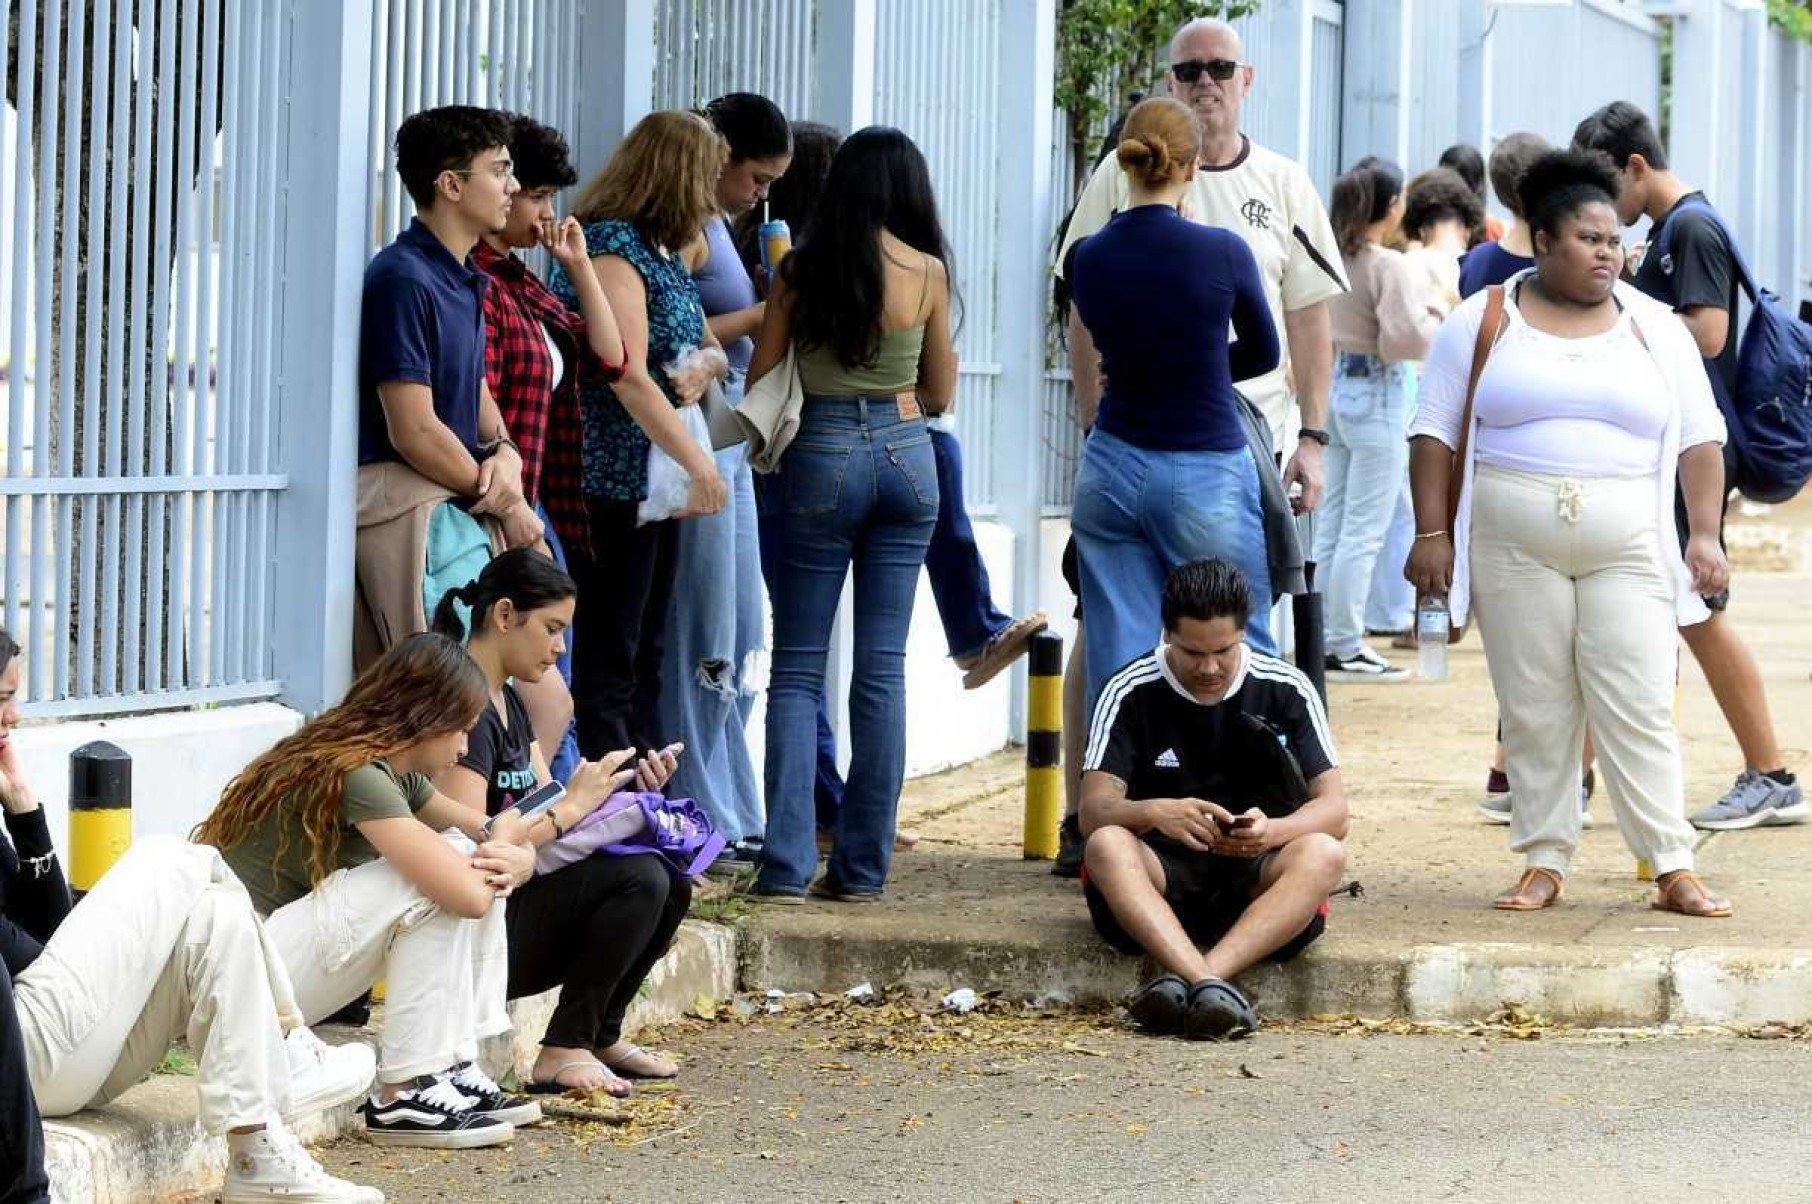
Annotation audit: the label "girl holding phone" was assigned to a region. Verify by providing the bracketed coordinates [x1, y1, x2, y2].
[432, 549, 691, 1096]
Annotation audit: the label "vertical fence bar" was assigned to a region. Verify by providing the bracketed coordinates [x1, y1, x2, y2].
[121, 0, 153, 689]
[74, 0, 112, 697]
[162, 0, 202, 694]
[388, 0, 407, 230]
[100, 0, 136, 693]
[142, 0, 181, 696]
[185, 0, 223, 692]
[247, 0, 286, 684]
[51, 0, 86, 701]
[3, 0, 35, 649]
[211, 0, 248, 684]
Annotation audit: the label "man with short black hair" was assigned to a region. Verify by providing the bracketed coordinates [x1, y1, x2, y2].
[1080, 559, 1348, 1041]
[1573, 101, 1803, 832]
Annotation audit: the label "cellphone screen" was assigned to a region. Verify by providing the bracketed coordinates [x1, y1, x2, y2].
[485, 779, 566, 834]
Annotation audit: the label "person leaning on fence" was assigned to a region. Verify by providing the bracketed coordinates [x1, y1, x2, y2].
[1066, 96, 1281, 713]
[746, 126, 958, 904]
[474, 112, 629, 782]
[1079, 561, 1346, 1042]
[356, 107, 545, 670]
[195, 633, 547, 1150]
[547, 111, 733, 762]
[428, 549, 691, 1099]
[1572, 100, 1803, 833]
[0, 629, 386, 1203]
[1404, 150, 1734, 918]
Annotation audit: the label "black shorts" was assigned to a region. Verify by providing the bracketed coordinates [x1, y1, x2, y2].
[1674, 440, 1738, 612]
[1062, 534, 1082, 620]
[1082, 833, 1327, 963]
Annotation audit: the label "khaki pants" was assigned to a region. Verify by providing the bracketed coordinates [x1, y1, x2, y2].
[15, 838, 297, 1133]
[262, 836, 510, 1083]
[1470, 465, 1698, 878]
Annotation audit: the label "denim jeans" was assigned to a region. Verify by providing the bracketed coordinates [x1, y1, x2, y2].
[659, 442, 766, 841]
[535, 501, 582, 785]
[1314, 353, 1414, 659]
[1364, 364, 1419, 633]
[1071, 427, 1274, 716]
[926, 421, 1012, 660]
[759, 396, 938, 895]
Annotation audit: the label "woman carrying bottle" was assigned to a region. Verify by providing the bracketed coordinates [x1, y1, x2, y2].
[747, 127, 958, 902]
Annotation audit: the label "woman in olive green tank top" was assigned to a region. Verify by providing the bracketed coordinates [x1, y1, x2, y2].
[746, 127, 957, 902]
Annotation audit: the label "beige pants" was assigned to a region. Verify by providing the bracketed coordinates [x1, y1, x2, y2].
[1470, 465, 1698, 878]
[15, 837, 297, 1132]
[262, 836, 511, 1083]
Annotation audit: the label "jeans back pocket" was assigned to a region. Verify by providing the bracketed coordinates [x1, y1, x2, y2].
[782, 439, 857, 516]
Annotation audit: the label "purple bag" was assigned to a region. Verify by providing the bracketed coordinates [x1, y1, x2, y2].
[534, 791, 726, 878]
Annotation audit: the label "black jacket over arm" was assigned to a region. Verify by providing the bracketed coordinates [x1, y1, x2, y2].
[2, 808, 73, 979]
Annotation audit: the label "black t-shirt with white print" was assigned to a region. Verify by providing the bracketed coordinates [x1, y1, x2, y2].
[457, 682, 539, 818]
[1083, 643, 1336, 812]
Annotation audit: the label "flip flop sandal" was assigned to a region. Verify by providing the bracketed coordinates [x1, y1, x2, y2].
[1125, 973, 1190, 1036]
[1493, 867, 1565, 911]
[526, 1060, 630, 1097]
[1651, 871, 1732, 918]
[959, 612, 1049, 690]
[602, 1043, 679, 1080]
[1183, 978, 1257, 1041]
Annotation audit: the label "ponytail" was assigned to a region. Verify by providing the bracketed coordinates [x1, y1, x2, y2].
[430, 581, 482, 642]
[430, 548, 577, 645]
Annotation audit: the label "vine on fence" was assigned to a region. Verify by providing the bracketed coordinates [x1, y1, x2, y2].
[1768, 0, 1812, 45]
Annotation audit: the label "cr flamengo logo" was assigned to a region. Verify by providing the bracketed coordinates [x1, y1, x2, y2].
[1241, 198, 1272, 229]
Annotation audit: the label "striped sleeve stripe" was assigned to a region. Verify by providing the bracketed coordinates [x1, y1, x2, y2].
[1083, 659, 1161, 772]
[1246, 655, 1339, 767]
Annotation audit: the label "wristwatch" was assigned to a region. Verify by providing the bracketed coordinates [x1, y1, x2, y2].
[1298, 427, 1330, 446]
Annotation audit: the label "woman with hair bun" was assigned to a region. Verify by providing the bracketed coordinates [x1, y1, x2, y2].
[1066, 96, 1280, 712]
[1406, 149, 1733, 917]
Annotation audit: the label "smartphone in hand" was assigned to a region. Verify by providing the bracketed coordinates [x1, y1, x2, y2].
[483, 779, 566, 836]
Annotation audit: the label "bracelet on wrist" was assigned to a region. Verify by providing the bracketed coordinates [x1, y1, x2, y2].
[1414, 530, 1449, 541]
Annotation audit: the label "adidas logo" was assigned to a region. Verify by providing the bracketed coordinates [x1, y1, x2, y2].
[1154, 748, 1180, 768]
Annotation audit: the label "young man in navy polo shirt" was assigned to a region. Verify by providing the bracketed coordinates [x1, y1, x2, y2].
[360, 105, 542, 552]
[1573, 101, 1803, 833]
[1080, 559, 1348, 1041]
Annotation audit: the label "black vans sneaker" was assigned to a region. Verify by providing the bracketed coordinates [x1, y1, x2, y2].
[1324, 647, 1408, 683]
[448, 1061, 542, 1127]
[362, 1074, 514, 1149]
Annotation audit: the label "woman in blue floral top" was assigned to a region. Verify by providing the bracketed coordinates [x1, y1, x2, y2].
[549, 111, 732, 758]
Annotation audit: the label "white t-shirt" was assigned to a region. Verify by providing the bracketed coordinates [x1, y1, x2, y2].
[1057, 136, 1348, 441]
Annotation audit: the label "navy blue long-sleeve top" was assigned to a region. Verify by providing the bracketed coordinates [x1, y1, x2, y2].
[2, 808, 72, 978]
[1069, 205, 1280, 452]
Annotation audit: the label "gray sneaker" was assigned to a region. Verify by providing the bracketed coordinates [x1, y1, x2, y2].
[1478, 772, 1592, 827]
[1690, 771, 1808, 830]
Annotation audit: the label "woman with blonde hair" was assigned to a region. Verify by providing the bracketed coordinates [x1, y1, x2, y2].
[549, 111, 734, 761]
[1066, 96, 1280, 710]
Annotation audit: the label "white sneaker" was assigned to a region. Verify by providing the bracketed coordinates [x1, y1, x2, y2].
[284, 1027, 376, 1119]
[222, 1126, 384, 1203]
[1324, 647, 1409, 682]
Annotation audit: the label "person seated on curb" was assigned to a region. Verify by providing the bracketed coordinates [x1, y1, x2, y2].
[1079, 560, 1347, 1040]
[195, 634, 548, 1150]
[0, 628, 383, 1203]
[429, 548, 691, 1098]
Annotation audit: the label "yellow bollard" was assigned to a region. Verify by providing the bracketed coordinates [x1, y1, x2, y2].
[68, 741, 132, 897]
[1023, 631, 1063, 860]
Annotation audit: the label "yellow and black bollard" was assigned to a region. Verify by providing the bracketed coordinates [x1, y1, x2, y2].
[1023, 630, 1063, 860]
[69, 740, 132, 897]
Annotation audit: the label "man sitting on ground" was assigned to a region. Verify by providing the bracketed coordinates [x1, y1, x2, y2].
[1080, 559, 1347, 1040]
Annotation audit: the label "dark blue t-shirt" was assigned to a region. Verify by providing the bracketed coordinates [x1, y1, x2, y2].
[1069, 205, 1278, 452]
[1457, 241, 1533, 300]
[359, 219, 491, 465]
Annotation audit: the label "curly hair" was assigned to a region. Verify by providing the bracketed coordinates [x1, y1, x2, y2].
[569, 110, 728, 252]
[192, 633, 486, 887]
[1516, 148, 1621, 240]
[1402, 167, 1485, 243]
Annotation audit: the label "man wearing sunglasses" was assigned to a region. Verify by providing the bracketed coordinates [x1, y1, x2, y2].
[1057, 18, 1347, 512]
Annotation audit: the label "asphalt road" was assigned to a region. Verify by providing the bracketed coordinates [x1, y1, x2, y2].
[315, 1008, 1812, 1204]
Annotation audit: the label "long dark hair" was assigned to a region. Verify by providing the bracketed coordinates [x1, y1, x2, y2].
[780, 125, 957, 370]
[704, 92, 791, 163]
[0, 626, 18, 678]
[734, 120, 841, 275]
[1330, 157, 1405, 259]
[431, 548, 577, 643]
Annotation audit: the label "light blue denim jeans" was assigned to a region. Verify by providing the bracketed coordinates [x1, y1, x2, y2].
[1364, 362, 1419, 635]
[758, 396, 938, 895]
[1070, 427, 1275, 717]
[1314, 353, 1413, 659]
[659, 433, 766, 842]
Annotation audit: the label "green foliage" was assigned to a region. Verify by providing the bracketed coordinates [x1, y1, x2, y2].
[1055, 0, 1260, 188]
[1768, 0, 1812, 44]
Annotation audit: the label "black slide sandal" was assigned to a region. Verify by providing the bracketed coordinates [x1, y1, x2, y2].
[1184, 978, 1257, 1041]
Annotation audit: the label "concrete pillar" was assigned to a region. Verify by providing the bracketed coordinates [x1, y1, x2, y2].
[811, 0, 877, 130]
[574, 0, 657, 178]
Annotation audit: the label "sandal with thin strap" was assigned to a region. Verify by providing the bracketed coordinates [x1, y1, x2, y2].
[1493, 867, 1565, 911]
[1651, 871, 1732, 918]
[526, 1059, 630, 1097]
[600, 1042, 678, 1080]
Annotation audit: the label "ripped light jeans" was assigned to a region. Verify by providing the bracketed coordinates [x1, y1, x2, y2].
[659, 437, 767, 842]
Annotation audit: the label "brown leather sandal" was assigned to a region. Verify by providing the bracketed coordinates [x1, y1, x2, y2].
[1493, 866, 1565, 911]
[1651, 871, 1732, 918]
[957, 612, 1049, 690]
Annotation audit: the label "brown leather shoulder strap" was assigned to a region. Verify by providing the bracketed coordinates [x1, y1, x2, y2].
[1447, 284, 1508, 528]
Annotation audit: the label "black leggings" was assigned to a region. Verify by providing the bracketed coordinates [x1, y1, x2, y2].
[504, 853, 692, 1051]
[1, 970, 49, 1204]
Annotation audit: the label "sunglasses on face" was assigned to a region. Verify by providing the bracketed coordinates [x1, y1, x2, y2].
[1171, 58, 1243, 85]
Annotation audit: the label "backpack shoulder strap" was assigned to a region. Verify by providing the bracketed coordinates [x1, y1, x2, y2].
[1447, 284, 1508, 529]
[1658, 195, 1760, 303]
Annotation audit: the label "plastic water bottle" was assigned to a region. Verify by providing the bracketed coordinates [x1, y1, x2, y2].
[1416, 596, 1450, 680]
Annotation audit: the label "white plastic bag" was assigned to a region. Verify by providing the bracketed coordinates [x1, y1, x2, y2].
[637, 402, 711, 525]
